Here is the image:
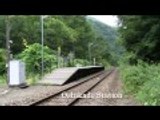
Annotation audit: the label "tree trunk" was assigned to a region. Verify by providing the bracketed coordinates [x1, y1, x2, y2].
[6, 16, 11, 85]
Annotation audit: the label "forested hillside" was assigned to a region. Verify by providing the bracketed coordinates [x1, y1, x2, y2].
[87, 17, 124, 65]
[87, 17, 117, 42]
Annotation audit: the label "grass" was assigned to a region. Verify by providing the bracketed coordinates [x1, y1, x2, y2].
[26, 73, 41, 85]
[0, 73, 41, 86]
[119, 61, 160, 105]
[0, 75, 7, 85]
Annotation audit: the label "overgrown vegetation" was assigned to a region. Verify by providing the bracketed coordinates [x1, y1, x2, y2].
[15, 43, 57, 84]
[118, 15, 160, 105]
[0, 15, 118, 85]
[0, 49, 6, 74]
[73, 59, 90, 67]
[0, 75, 6, 85]
[118, 15, 160, 64]
[0, 49, 7, 85]
[119, 61, 160, 105]
[17, 43, 57, 74]
[87, 17, 122, 65]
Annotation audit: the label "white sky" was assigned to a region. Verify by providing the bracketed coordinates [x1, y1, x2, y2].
[88, 15, 118, 27]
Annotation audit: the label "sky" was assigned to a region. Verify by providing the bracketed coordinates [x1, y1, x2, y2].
[88, 15, 119, 27]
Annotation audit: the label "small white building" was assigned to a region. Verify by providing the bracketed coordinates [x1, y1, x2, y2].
[9, 60, 26, 86]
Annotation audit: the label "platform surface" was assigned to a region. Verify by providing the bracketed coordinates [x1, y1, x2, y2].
[38, 66, 104, 85]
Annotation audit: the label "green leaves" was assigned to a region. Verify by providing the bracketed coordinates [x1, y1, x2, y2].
[120, 61, 160, 105]
[118, 15, 160, 63]
[0, 15, 115, 68]
[0, 49, 6, 74]
[73, 59, 90, 67]
[45, 17, 77, 43]
[17, 43, 57, 74]
[87, 17, 121, 66]
[136, 75, 160, 105]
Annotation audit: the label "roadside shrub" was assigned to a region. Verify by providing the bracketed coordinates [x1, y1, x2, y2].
[0, 75, 6, 84]
[73, 59, 90, 67]
[136, 63, 160, 105]
[17, 43, 57, 74]
[99, 59, 111, 68]
[0, 49, 6, 74]
[136, 75, 160, 105]
[120, 60, 150, 94]
[120, 60, 160, 105]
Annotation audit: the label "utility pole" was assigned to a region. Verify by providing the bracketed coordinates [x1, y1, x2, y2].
[40, 15, 48, 78]
[5, 16, 12, 85]
[41, 16, 44, 79]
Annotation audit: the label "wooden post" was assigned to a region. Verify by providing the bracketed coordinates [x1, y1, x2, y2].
[57, 46, 61, 68]
[93, 58, 96, 66]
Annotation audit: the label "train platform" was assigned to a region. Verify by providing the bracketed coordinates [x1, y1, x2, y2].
[38, 66, 104, 85]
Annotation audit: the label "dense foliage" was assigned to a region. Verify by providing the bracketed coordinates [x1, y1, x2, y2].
[0, 49, 7, 84]
[17, 43, 57, 74]
[120, 61, 160, 105]
[0, 49, 6, 74]
[0, 15, 118, 69]
[0, 15, 119, 84]
[118, 15, 160, 63]
[87, 17, 123, 65]
[118, 15, 160, 105]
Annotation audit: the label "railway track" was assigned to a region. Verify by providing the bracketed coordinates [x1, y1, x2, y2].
[29, 69, 114, 106]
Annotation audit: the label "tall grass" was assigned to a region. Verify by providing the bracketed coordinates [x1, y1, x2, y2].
[26, 73, 41, 85]
[0, 75, 7, 85]
[119, 60, 160, 105]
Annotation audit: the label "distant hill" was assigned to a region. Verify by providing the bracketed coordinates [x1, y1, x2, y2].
[87, 17, 118, 43]
[86, 17, 118, 51]
[86, 17, 124, 64]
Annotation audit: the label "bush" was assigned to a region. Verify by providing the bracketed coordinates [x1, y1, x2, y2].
[0, 49, 6, 74]
[118, 51, 137, 65]
[17, 43, 57, 74]
[73, 59, 90, 67]
[136, 63, 160, 105]
[66, 58, 89, 67]
[0, 75, 7, 85]
[120, 60, 160, 105]
[98, 59, 111, 68]
[120, 60, 149, 94]
[27, 73, 41, 85]
[136, 76, 160, 105]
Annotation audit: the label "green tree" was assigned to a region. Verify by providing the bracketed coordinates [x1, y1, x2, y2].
[118, 15, 160, 63]
[44, 16, 78, 56]
[59, 15, 96, 59]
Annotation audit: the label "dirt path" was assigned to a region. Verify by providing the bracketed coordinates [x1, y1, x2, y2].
[104, 69, 140, 106]
[74, 69, 140, 106]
